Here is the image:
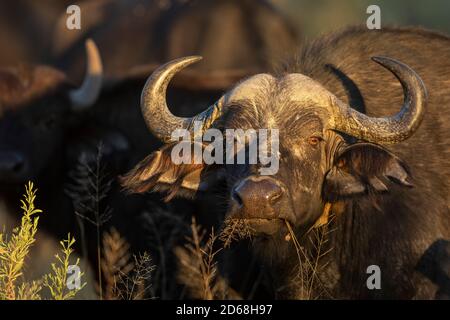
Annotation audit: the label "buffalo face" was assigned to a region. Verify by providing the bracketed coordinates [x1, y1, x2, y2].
[0, 78, 67, 182]
[122, 56, 424, 237]
[0, 40, 102, 183]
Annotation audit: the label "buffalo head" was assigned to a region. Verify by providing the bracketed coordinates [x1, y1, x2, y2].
[0, 40, 102, 183]
[122, 56, 425, 237]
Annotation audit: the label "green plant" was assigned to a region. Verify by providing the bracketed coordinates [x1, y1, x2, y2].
[43, 234, 86, 300]
[0, 182, 85, 300]
[0, 182, 41, 299]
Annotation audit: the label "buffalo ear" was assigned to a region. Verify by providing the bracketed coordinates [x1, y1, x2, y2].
[120, 142, 220, 201]
[323, 143, 412, 199]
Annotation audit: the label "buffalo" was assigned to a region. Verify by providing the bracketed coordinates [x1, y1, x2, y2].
[52, 0, 300, 247]
[0, 0, 76, 66]
[0, 39, 132, 294]
[0, 0, 300, 298]
[52, 0, 298, 85]
[0, 40, 103, 238]
[122, 26, 450, 299]
[51, 0, 299, 162]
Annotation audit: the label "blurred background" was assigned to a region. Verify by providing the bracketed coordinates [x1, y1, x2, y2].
[277, 0, 450, 36]
[2, 0, 450, 69]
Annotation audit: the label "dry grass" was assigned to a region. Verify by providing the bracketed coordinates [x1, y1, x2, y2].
[65, 143, 163, 300]
[0, 182, 85, 300]
[0, 182, 337, 300]
[213, 209, 337, 299]
[66, 143, 113, 300]
[112, 252, 154, 300]
[101, 227, 133, 300]
[100, 227, 154, 300]
[140, 207, 189, 299]
[175, 217, 241, 300]
[1, 152, 337, 300]
[219, 218, 254, 248]
[281, 215, 336, 299]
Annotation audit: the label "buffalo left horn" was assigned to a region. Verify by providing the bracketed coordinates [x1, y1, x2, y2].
[330, 56, 427, 144]
[140, 56, 224, 142]
[69, 39, 103, 110]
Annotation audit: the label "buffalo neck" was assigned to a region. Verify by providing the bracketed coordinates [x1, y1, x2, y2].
[256, 191, 432, 299]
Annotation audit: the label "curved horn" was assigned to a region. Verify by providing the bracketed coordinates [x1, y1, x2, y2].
[331, 56, 427, 144]
[141, 56, 224, 142]
[70, 39, 103, 111]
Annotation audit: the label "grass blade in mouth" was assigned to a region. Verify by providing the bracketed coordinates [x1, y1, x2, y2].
[219, 218, 254, 248]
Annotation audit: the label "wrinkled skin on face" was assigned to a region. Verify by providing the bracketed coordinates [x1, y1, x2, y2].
[207, 74, 410, 237]
[122, 72, 411, 238]
[122, 27, 450, 299]
[219, 74, 336, 233]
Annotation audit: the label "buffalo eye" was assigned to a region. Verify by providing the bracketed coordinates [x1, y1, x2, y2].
[307, 136, 322, 146]
[337, 158, 346, 168]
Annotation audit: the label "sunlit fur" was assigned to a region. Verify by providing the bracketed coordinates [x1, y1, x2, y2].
[123, 26, 450, 299]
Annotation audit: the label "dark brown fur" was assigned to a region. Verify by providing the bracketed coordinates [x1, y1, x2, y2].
[260, 26, 450, 299]
[123, 26, 450, 299]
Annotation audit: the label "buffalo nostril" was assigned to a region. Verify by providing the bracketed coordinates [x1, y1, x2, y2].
[268, 190, 283, 205]
[232, 190, 244, 207]
[231, 177, 284, 215]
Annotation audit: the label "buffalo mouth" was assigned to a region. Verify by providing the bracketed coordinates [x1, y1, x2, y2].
[221, 217, 289, 242]
[243, 218, 287, 235]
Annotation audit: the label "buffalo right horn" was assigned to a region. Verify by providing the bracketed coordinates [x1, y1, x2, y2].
[140, 56, 224, 142]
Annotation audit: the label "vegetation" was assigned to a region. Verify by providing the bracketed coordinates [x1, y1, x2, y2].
[101, 227, 154, 300]
[175, 217, 239, 300]
[0, 182, 85, 300]
[0, 149, 331, 301]
[66, 143, 112, 300]
[0, 180, 332, 300]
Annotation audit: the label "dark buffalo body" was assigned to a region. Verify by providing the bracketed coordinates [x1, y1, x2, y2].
[51, 0, 299, 165]
[53, 0, 298, 85]
[0, 41, 109, 255]
[273, 26, 450, 299]
[123, 26, 450, 299]
[0, 0, 75, 66]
